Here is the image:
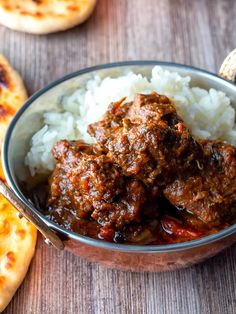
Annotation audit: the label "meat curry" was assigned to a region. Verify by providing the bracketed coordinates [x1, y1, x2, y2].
[35, 93, 236, 244]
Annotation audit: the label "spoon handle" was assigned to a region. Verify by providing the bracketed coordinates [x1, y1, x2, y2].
[0, 179, 64, 250]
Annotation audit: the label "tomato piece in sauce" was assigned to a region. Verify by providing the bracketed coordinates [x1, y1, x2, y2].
[161, 215, 203, 240]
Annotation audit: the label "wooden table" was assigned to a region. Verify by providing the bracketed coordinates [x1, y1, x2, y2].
[2, 0, 236, 313]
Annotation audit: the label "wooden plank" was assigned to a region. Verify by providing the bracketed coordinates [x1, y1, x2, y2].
[1, 0, 235, 313]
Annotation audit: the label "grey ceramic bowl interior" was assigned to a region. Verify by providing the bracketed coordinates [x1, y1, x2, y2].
[2, 61, 236, 253]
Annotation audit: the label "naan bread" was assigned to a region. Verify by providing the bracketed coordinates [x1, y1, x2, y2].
[0, 0, 97, 34]
[0, 188, 37, 312]
[0, 55, 37, 312]
[0, 54, 27, 145]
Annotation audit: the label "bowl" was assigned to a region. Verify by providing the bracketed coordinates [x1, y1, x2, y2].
[2, 60, 236, 272]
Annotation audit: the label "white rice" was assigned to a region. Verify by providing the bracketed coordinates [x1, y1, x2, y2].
[25, 66, 236, 175]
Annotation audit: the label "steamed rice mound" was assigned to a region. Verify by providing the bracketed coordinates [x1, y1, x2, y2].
[25, 66, 236, 175]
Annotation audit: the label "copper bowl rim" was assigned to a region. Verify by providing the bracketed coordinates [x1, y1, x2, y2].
[2, 60, 236, 253]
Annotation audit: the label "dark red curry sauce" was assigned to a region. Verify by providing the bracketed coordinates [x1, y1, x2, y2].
[33, 93, 236, 244]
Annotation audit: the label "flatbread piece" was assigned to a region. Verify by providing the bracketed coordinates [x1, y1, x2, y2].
[0, 54, 27, 145]
[0, 55, 37, 312]
[0, 186, 37, 312]
[0, 0, 97, 34]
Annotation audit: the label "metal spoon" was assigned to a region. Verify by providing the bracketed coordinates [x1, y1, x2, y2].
[0, 179, 64, 250]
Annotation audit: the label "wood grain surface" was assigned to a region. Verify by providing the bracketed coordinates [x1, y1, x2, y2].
[1, 0, 236, 313]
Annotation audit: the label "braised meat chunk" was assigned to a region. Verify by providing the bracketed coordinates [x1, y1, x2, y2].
[88, 97, 130, 146]
[48, 140, 147, 241]
[164, 140, 236, 226]
[89, 93, 203, 186]
[48, 140, 123, 218]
